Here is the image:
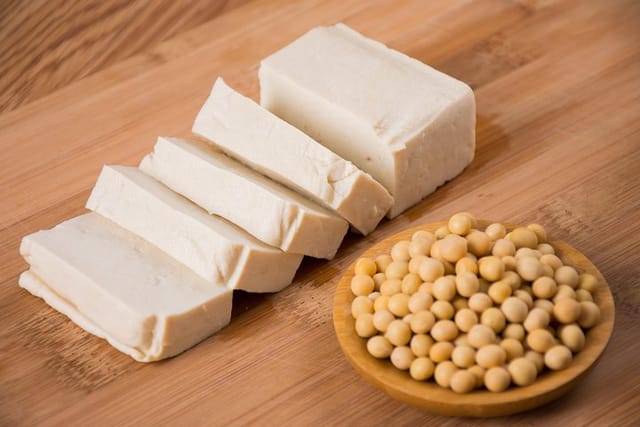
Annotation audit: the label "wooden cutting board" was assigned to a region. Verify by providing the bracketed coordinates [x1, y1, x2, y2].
[1, 0, 639, 425]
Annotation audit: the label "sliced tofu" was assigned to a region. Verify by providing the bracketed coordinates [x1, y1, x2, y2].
[259, 23, 476, 218]
[19, 213, 233, 362]
[192, 78, 393, 235]
[140, 137, 348, 259]
[86, 165, 302, 292]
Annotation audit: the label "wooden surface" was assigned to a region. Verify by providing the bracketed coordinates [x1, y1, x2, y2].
[0, 0, 251, 114]
[334, 221, 615, 417]
[1, 0, 639, 425]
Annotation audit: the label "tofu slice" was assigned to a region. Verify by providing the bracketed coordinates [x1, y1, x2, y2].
[140, 137, 348, 259]
[86, 165, 302, 292]
[192, 78, 393, 235]
[259, 23, 476, 218]
[19, 213, 233, 362]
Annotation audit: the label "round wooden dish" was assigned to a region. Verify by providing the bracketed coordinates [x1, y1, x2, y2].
[333, 221, 615, 417]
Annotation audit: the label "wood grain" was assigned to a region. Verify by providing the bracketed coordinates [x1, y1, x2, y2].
[0, 0, 251, 113]
[1, 0, 640, 425]
[334, 221, 615, 417]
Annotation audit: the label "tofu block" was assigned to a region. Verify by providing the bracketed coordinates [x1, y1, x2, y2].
[140, 137, 348, 259]
[259, 23, 476, 218]
[86, 165, 302, 292]
[192, 78, 393, 235]
[19, 213, 233, 362]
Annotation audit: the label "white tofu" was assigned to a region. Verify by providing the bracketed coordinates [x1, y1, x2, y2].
[86, 165, 302, 292]
[192, 78, 393, 235]
[259, 23, 476, 218]
[140, 137, 348, 259]
[19, 213, 233, 362]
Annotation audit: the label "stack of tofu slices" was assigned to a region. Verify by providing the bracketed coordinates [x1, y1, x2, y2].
[19, 24, 475, 362]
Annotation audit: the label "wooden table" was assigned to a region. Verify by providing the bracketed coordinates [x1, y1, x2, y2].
[1, 0, 639, 425]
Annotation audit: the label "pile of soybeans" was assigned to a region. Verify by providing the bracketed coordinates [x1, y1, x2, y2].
[349, 212, 601, 393]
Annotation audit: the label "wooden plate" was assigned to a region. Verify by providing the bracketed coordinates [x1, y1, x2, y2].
[333, 221, 615, 417]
